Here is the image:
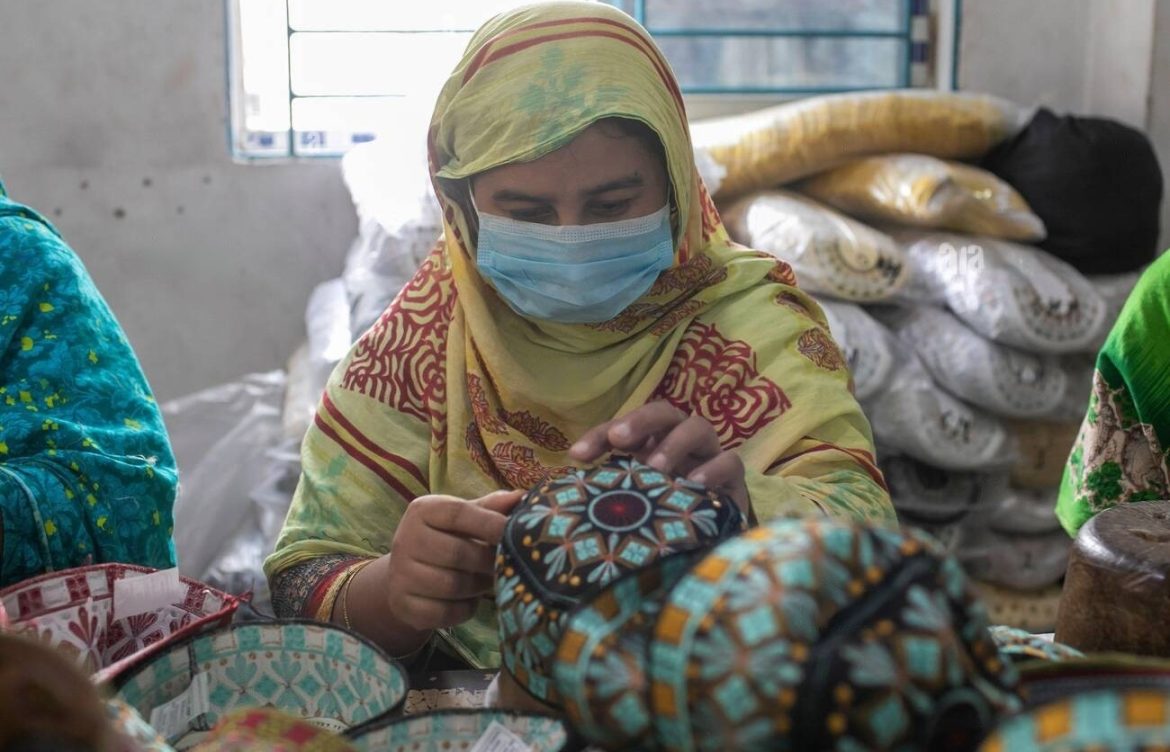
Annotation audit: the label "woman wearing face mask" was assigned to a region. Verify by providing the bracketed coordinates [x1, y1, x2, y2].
[265, 1, 895, 668]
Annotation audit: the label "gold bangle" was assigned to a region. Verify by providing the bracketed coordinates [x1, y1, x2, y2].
[338, 559, 375, 630]
[314, 569, 350, 623]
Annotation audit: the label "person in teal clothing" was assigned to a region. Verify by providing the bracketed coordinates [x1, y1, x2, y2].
[0, 178, 178, 587]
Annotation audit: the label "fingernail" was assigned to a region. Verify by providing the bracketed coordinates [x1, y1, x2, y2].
[691, 472, 708, 485]
[649, 452, 668, 470]
[613, 424, 632, 440]
[570, 441, 588, 455]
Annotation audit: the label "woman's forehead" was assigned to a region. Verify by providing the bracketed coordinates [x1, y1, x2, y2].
[472, 122, 665, 199]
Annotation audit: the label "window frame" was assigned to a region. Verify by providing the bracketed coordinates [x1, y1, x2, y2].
[226, 0, 963, 161]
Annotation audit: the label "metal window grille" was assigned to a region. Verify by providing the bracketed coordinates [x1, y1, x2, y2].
[227, 0, 957, 160]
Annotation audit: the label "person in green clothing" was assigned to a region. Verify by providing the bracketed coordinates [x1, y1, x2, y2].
[0, 178, 178, 586]
[1058, 251, 1170, 536]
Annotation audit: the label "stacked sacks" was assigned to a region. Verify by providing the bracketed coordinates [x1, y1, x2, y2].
[885, 234, 1129, 626]
[722, 191, 910, 303]
[690, 90, 1029, 203]
[814, 299, 1012, 552]
[708, 94, 1152, 632]
[800, 154, 1046, 242]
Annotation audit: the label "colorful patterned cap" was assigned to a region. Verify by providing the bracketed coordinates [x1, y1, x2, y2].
[113, 621, 408, 744]
[979, 689, 1170, 752]
[988, 626, 1085, 665]
[496, 456, 746, 706]
[556, 518, 1022, 751]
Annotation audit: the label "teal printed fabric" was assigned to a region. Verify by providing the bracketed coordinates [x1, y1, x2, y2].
[0, 179, 178, 586]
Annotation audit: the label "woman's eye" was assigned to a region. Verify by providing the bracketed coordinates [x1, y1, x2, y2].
[590, 199, 632, 218]
[509, 208, 555, 223]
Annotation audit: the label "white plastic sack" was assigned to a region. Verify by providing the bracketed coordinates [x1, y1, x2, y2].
[723, 190, 909, 302]
[1085, 269, 1143, 351]
[297, 278, 352, 437]
[957, 524, 1071, 591]
[900, 233, 1108, 353]
[874, 304, 1075, 418]
[953, 488, 1070, 591]
[987, 487, 1063, 536]
[165, 372, 287, 585]
[341, 132, 443, 338]
[860, 331, 1015, 471]
[1047, 354, 1096, 423]
[880, 453, 1007, 553]
[815, 298, 895, 401]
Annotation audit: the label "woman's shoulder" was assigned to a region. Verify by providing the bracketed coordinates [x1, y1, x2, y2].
[0, 208, 91, 293]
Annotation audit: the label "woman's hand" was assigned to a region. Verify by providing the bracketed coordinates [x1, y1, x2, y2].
[345, 489, 522, 656]
[570, 400, 749, 514]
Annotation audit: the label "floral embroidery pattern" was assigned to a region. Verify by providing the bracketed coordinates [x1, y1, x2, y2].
[757, 253, 799, 287]
[497, 457, 745, 705]
[797, 327, 846, 372]
[589, 299, 705, 337]
[697, 181, 722, 243]
[500, 410, 571, 451]
[647, 254, 726, 296]
[490, 442, 569, 489]
[650, 300, 705, 336]
[1065, 372, 1170, 518]
[467, 373, 507, 434]
[466, 421, 504, 485]
[516, 47, 630, 144]
[653, 321, 792, 449]
[342, 250, 455, 450]
[775, 290, 817, 319]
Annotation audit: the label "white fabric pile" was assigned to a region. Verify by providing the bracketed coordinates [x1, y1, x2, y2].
[705, 94, 1143, 615]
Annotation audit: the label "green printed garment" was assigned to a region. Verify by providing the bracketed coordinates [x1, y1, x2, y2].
[0, 180, 178, 586]
[1057, 251, 1170, 536]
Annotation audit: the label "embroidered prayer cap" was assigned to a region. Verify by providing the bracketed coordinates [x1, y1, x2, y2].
[979, 688, 1170, 752]
[555, 517, 1021, 751]
[348, 709, 570, 752]
[987, 626, 1084, 665]
[113, 620, 408, 741]
[495, 455, 746, 706]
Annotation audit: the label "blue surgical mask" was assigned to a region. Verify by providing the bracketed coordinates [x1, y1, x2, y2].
[474, 205, 674, 324]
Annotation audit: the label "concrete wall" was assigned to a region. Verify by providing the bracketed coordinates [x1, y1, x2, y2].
[0, 1, 356, 401]
[959, 0, 1093, 114]
[960, 0, 1169, 251]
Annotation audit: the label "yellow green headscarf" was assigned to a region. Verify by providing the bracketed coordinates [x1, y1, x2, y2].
[267, 1, 894, 668]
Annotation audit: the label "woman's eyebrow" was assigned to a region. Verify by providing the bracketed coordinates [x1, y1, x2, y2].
[492, 189, 555, 203]
[581, 174, 644, 197]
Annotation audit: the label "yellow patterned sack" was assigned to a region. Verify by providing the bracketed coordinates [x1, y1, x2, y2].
[722, 189, 909, 302]
[691, 90, 1027, 201]
[799, 154, 1046, 241]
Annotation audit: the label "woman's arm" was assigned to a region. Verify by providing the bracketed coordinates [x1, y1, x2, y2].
[0, 215, 178, 585]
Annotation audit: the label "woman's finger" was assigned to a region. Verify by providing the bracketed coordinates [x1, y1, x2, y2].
[570, 418, 619, 462]
[416, 496, 511, 544]
[403, 560, 494, 601]
[644, 414, 722, 476]
[688, 451, 749, 514]
[476, 489, 525, 515]
[607, 401, 689, 450]
[407, 526, 498, 574]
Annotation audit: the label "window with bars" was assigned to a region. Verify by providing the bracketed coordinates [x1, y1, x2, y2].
[227, 0, 957, 159]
